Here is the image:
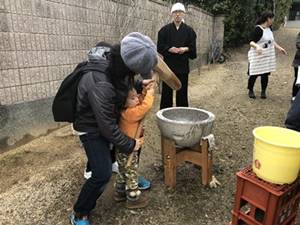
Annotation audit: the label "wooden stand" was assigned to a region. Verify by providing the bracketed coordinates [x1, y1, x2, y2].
[161, 136, 212, 188]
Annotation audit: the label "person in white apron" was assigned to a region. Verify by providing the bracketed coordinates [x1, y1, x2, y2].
[291, 32, 300, 102]
[247, 11, 287, 99]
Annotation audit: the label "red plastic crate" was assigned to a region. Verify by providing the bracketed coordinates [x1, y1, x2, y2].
[231, 166, 300, 225]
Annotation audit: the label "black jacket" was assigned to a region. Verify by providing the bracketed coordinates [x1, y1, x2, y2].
[73, 58, 135, 154]
[292, 33, 300, 68]
[157, 22, 197, 74]
[285, 91, 300, 132]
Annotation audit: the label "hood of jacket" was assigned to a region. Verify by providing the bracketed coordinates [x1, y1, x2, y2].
[87, 46, 111, 62]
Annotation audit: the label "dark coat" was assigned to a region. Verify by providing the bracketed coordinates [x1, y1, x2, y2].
[292, 33, 300, 68]
[73, 58, 135, 154]
[285, 91, 300, 132]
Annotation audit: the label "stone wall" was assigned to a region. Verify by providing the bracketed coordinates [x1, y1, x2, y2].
[0, 0, 224, 149]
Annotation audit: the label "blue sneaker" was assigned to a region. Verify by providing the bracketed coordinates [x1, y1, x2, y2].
[138, 176, 151, 190]
[69, 212, 91, 225]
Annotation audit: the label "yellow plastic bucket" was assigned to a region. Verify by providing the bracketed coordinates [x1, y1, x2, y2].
[252, 126, 300, 184]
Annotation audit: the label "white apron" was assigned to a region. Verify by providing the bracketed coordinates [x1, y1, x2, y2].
[248, 25, 276, 76]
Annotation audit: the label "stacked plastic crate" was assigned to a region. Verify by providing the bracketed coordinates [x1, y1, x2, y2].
[230, 166, 300, 225]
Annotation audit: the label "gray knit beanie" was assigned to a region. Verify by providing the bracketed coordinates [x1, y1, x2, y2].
[120, 32, 158, 78]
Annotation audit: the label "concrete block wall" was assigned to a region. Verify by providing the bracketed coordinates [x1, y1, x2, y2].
[213, 15, 225, 48]
[0, 0, 224, 149]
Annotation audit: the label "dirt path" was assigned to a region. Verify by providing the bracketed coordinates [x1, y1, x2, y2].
[0, 28, 299, 225]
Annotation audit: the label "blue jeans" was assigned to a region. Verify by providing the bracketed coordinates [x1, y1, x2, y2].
[74, 133, 112, 216]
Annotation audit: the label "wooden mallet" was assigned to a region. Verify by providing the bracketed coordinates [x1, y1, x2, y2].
[153, 55, 182, 91]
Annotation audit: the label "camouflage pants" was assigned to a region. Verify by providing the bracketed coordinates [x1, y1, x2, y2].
[115, 150, 139, 192]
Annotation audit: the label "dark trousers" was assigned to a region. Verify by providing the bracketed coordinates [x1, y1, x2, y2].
[86, 146, 115, 172]
[247, 73, 270, 91]
[160, 73, 189, 109]
[74, 133, 112, 216]
[292, 67, 299, 97]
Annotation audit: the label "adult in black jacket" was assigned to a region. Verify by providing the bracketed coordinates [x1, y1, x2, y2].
[70, 32, 158, 225]
[291, 32, 300, 101]
[286, 91, 300, 132]
[157, 2, 197, 109]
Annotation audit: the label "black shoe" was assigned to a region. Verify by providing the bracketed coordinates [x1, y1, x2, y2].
[261, 91, 267, 99]
[248, 90, 256, 99]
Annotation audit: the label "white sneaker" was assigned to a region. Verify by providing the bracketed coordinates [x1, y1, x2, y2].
[84, 162, 119, 179]
[112, 161, 119, 174]
[84, 169, 92, 179]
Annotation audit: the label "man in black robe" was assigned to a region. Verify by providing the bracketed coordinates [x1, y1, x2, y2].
[157, 2, 197, 109]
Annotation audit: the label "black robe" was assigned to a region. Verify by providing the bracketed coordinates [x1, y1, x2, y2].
[157, 22, 197, 74]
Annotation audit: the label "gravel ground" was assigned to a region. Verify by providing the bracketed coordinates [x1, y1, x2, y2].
[0, 28, 299, 225]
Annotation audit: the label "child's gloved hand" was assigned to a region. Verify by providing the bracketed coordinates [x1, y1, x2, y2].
[142, 79, 155, 88]
[146, 82, 156, 96]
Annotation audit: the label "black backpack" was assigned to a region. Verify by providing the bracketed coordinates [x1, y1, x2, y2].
[52, 61, 104, 122]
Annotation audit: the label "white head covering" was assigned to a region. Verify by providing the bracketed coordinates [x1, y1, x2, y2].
[171, 3, 186, 13]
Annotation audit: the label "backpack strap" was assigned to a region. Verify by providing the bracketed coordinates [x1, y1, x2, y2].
[256, 25, 264, 30]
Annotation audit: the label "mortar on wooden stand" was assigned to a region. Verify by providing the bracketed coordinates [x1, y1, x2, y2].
[156, 107, 215, 188]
